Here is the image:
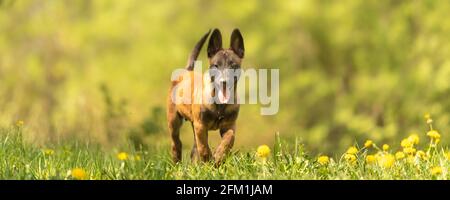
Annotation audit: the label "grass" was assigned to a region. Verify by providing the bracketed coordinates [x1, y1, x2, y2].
[1, 117, 449, 180]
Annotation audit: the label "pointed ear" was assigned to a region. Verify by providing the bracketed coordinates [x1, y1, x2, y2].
[207, 29, 222, 58]
[230, 28, 244, 58]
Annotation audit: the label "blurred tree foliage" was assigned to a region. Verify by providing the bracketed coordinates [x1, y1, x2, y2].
[0, 0, 449, 153]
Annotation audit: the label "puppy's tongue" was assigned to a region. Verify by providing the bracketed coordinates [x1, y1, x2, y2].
[218, 85, 230, 104]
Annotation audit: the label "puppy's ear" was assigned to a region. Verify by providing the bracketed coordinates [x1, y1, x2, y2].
[207, 29, 222, 58]
[230, 28, 244, 58]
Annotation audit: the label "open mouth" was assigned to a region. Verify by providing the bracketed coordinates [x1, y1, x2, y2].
[217, 82, 230, 104]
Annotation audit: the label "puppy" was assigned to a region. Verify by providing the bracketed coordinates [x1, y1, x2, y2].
[167, 28, 245, 165]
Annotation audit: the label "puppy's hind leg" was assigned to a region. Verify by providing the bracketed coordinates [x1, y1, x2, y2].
[167, 105, 183, 163]
[189, 122, 199, 162]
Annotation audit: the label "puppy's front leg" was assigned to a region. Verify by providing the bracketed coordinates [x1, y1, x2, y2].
[214, 125, 235, 165]
[193, 122, 211, 162]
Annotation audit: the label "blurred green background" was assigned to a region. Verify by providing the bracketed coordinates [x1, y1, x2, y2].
[0, 0, 449, 154]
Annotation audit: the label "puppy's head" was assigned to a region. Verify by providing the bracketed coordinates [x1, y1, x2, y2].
[207, 28, 245, 104]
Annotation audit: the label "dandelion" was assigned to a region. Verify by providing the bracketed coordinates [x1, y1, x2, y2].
[425, 126, 440, 148]
[43, 149, 54, 156]
[407, 134, 420, 145]
[377, 154, 395, 168]
[403, 147, 416, 155]
[15, 120, 24, 127]
[433, 139, 441, 146]
[117, 152, 129, 161]
[416, 150, 429, 160]
[344, 154, 357, 164]
[71, 168, 87, 180]
[395, 151, 405, 160]
[424, 113, 433, 124]
[416, 150, 425, 157]
[344, 146, 358, 165]
[366, 155, 376, 164]
[364, 140, 373, 148]
[401, 139, 413, 148]
[427, 130, 440, 140]
[346, 146, 358, 155]
[134, 155, 141, 161]
[382, 144, 389, 151]
[445, 152, 450, 160]
[317, 155, 330, 165]
[256, 145, 271, 158]
[431, 166, 442, 176]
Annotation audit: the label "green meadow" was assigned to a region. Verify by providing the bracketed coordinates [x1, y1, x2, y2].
[0, 1, 449, 180]
[2, 116, 449, 180]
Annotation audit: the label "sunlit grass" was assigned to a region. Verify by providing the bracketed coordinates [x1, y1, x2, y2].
[0, 115, 448, 180]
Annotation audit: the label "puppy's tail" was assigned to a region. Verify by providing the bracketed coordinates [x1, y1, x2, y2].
[186, 29, 211, 71]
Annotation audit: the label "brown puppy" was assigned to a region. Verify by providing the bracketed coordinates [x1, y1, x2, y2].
[167, 28, 245, 165]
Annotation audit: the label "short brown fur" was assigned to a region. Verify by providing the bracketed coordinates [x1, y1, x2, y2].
[166, 29, 245, 165]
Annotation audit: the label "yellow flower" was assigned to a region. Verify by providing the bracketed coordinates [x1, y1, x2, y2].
[346, 146, 358, 155]
[117, 152, 129, 161]
[344, 154, 357, 164]
[377, 154, 395, 168]
[344, 146, 358, 165]
[434, 139, 440, 144]
[416, 150, 429, 160]
[403, 147, 416, 155]
[427, 130, 440, 139]
[43, 149, 54, 156]
[407, 134, 419, 145]
[317, 155, 330, 165]
[395, 151, 405, 160]
[424, 113, 433, 124]
[256, 145, 271, 158]
[431, 166, 442, 176]
[134, 155, 141, 161]
[15, 120, 24, 127]
[382, 144, 389, 151]
[445, 152, 450, 160]
[71, 168, 87, 180]
[364, 140, 373, 148]
[401, 139, 413, 148]
[366, 155, 376, 164]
